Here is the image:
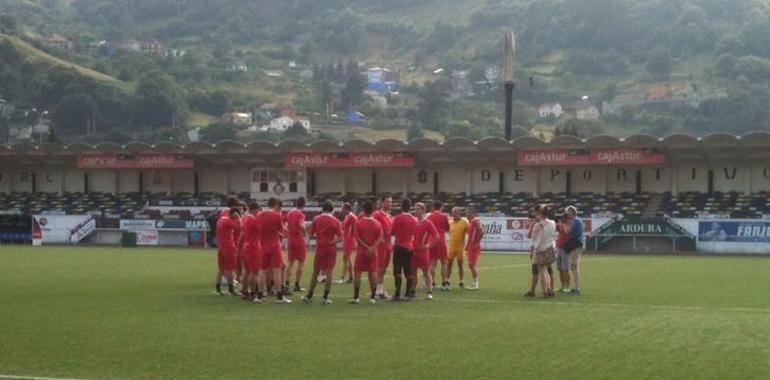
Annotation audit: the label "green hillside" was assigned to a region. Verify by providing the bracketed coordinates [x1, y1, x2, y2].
[2, 0, 770, 142]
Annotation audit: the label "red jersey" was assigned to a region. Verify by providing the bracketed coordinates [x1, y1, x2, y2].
[311, 213, 342, 249]
[392, 213, 418, 250]
[413, 218, 439, 254]
[467, 217, 482, 250]
[556, 223, 569, 249]
[241, 213, 260, 246]
[427, 211, 450, 246]
[372, 210, 393, 246]
[257, 209, 284, 248]
[216, 216, 241, 250]
[343, 213, 357, 243]
[286, 209, 306, 239]
[356, 217, 383, 254]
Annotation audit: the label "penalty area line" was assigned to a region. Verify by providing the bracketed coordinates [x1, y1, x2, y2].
[0, 375, 96, 380]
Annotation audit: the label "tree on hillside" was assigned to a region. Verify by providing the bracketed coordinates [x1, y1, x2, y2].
[284, 121, 309, 139]
[646, 46, 673, 78]
[188, 90, 232, 116]
[341, 59, 365, 111]
[130, 70, 188, 128]
[418, 79, 451, 131]
[0, 14, 18, 34]
[407, 123, 425, 141]
[53, 93, 97, 135]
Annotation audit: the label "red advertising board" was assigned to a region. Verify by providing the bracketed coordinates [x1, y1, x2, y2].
[286, 152, 415, 168]
[517, 149, 664, 166]
[78, 155, 194, 169]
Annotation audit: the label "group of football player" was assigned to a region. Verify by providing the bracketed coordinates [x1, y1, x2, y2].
[213, 194, 484, 305]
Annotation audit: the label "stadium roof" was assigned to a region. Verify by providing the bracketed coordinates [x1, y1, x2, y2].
[2, 132, 770, 165]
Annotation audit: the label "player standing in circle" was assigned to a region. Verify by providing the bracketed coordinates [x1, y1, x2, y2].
[447, 207, 470, 289]
[410, 202, 439, 300]
[372, 194, 394, 300]
[390, 199, 418, 301]
[427, 201, 450, 290]
[258, 198, 292, 304]
[303, 201, 342, 305]
[285, 197, 307, 294]
[338, 202, 357, 284]
[240, 202, 264, 302]
[215, 207, 241, 296]
[465, 206, 485, 290]
[350, 201, 383, 305]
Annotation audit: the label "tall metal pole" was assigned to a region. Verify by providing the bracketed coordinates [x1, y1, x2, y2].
[503, 31, 516, 141]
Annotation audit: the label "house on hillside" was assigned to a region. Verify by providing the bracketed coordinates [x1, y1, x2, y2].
[259, 104, 296, 119]
[43, 34, 73, 50]
[227, 62, 249, 72]
[223, 112, 253, 126]
[118, 39, 142, 53]
[537, 103, 563, 118]
[449, 70, 474, 100]
[142, 39, 167, 55]
[367, 67, 397, 93]
[265, 116, 310, 132]
[568, 99, 600, 121]
[347, 111, 366, 123]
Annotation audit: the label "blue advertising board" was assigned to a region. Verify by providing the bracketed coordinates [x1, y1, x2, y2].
[698, 220, 770, 243]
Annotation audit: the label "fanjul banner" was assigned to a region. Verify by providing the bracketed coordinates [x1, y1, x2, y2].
[517, 149, 665, 167]
[698, 220, 770, 243]
[285, 152, 415, 168]
[32, 215, 95, 244]
[478, 217, 594, 251]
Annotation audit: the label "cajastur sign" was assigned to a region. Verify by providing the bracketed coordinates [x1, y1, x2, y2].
[286, 153, 415, 168]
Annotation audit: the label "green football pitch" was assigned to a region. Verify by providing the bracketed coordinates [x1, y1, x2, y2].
[1, 246, 769, 380]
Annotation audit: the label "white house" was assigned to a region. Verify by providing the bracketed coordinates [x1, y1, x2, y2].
[223, 112, 253, 126]
[266, 116, 311, 132]
[537, 103, 563, 118]
[570, 99, 600, 121]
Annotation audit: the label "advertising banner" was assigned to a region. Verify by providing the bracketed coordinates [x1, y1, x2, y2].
[517, 149, 665, 167]
[698, 220, 770, 243]
[32, 215, 95, 244]
[0, 214, 32, 243]
[286, 152, 415, 169]
[136, 230, 160, 246]
[78, 154, 194, 169]
[118, 219, 210, 231]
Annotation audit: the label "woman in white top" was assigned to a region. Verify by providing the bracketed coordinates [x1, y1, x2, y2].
[530, 205, 556, 298]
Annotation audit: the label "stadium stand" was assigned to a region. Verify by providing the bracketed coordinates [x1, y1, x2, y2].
[4, 191, 767, 219]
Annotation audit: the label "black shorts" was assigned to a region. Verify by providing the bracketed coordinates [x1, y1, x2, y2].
[531, 264, 553, 275]
[393, 246, 413, 275]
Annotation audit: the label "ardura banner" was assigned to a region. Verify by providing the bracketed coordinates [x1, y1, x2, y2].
[286, 152, 415, 168]
[517, 149, 665, 167]
[78, 154, 194, 169]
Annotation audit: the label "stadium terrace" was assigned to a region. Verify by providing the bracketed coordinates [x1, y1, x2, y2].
[1, 133, 770, 197]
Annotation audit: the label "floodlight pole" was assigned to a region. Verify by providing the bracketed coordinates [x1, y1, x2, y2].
[503, 31, 516, 141]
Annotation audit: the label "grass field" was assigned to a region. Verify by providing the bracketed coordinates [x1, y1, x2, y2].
[1, 247, 770, 380]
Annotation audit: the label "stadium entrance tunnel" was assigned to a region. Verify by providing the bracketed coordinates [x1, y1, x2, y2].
[588, 217, 696, 253]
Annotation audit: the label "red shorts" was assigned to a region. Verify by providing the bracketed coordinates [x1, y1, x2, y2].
[430, 243, 447, 261]
[287, 238, 307, 262]
[343, 240, 356, 259]
[261, 243, 284, 270]
[467, 247, 482, 267]
[218, 247, 238, 272]
[377, 244, 392, 270]
[355, 250, 379, 273]
[412, 251, 430, 271]
[314, 245, 337, 271]
[242, 244, 262, 272]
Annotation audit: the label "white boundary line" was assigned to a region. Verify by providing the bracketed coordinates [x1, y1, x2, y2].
[0, 375, 95, 380]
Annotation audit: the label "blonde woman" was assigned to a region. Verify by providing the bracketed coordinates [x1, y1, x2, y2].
[530, 205, 556, 298]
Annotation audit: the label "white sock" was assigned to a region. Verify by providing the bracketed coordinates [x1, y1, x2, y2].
[376, 284, 383, 295]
